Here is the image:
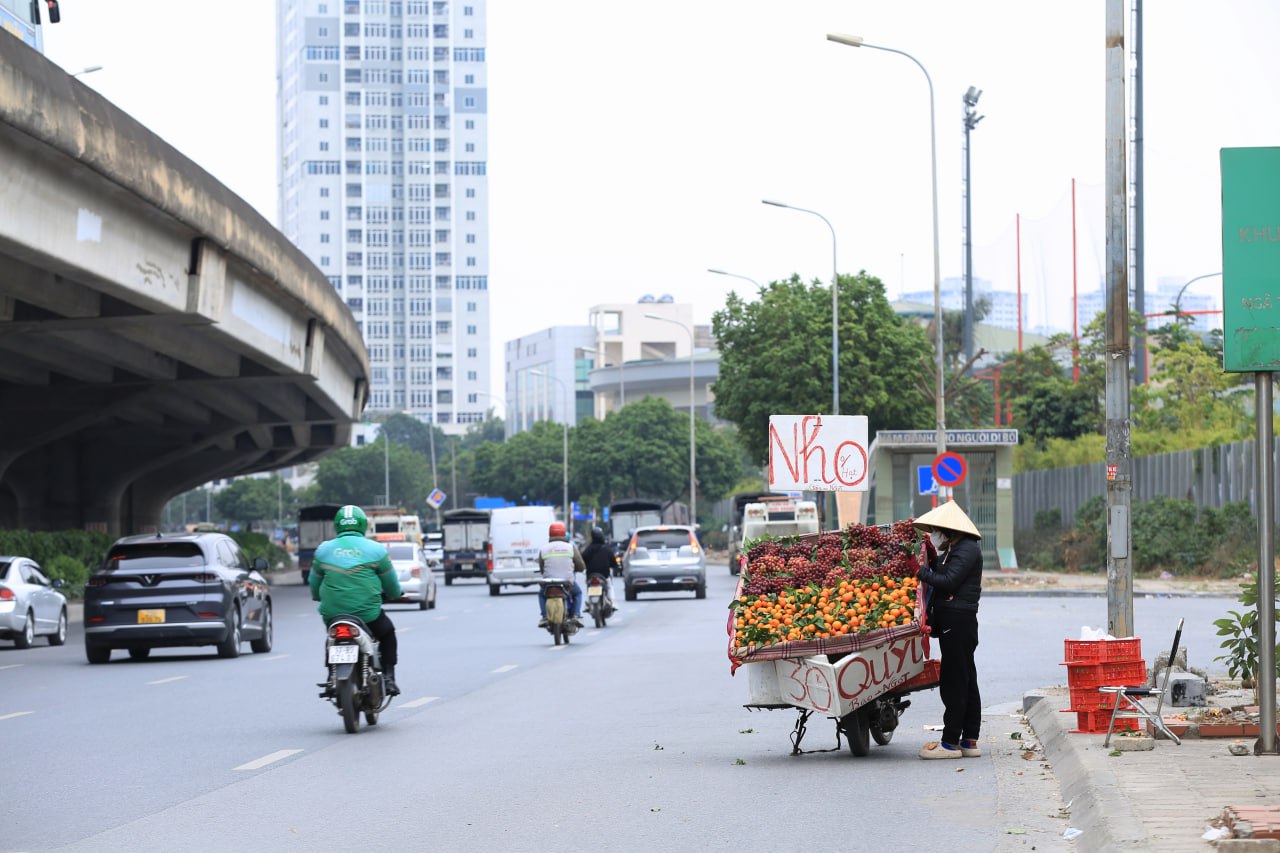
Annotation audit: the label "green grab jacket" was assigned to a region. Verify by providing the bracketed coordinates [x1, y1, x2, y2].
[310, 530, 402, 624]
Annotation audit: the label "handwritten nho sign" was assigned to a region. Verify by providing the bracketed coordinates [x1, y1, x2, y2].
[768, 415, 869, 492]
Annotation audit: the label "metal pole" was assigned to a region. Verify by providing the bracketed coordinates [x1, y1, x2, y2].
[824, 35, 946, 469]
[384, 428, 390, 506]
[1104, 0, 1134, 639]
[689, 338, 697, 527]
[1132, 0, 1146, 384]
[962, 87, 982, 366]
[760, 200, 839, 415]
[1257, 372, 1278, 755]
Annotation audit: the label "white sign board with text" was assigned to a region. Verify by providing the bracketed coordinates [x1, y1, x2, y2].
[768, 415, 869, 492]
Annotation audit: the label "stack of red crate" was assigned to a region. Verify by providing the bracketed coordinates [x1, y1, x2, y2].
[1061, 637, 1145, 733]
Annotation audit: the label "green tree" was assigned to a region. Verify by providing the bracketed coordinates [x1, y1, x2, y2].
[213, 476, 293, 529]
[461, 412, 505, 449]
[712, 272, 933, 463]
[312, 438, 433, 511]
[473, 420, 565, 505]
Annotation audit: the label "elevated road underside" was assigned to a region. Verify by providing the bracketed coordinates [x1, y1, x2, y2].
[0, 37, 368, 534]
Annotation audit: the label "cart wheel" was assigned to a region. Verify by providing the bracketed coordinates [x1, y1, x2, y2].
[870, 724, 893, 746]
[841, 707, 871, 757]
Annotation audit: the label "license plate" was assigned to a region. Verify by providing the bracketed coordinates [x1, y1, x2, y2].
[137, 609, 165, 624]
[657, 551, 672, 561]
[327, 644, 360, 664]
[587, 585, 603, 596]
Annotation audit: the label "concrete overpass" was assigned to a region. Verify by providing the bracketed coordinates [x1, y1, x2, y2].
[0, 37, 369, 534]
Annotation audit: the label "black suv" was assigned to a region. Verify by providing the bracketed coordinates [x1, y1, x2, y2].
[83, 532, 273, 664]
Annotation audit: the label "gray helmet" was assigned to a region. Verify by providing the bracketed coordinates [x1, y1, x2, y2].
[591, 526, 605, 544]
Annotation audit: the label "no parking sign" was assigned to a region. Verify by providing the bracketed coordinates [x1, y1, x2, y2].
[932, 452, 967, 488]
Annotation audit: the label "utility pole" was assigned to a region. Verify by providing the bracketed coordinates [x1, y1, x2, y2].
[962, 86, 983, 365]
[1132, 0, 1147, 384]
[1104, 0, 1133, 638]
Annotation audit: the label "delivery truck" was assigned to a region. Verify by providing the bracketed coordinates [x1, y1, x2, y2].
[441, 508, 491, 585]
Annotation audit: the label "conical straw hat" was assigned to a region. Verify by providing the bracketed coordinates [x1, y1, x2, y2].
[913, 500, 981, 539]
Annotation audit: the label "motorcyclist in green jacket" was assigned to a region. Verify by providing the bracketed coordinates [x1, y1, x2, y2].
[310, 505, 403, 695]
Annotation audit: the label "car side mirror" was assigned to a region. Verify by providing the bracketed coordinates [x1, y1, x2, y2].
[52, 578, 65, 588]
[253, 557, 268, 572]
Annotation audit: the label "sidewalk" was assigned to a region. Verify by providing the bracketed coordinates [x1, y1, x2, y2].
[1024, 686, 1280, 851]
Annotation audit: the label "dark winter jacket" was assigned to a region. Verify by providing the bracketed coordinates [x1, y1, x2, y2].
[920, 535, 983, 613]
[581, 541, 619, 580]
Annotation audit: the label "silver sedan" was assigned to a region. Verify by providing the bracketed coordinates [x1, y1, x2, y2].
[0, 556, 69, 648]
[386, 542, 438, 611]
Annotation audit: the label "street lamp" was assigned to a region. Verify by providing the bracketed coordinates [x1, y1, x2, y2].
[827, 33, 946, 465]
[70, 65, 103, 78]
[1173, 272, 1223, 318]
[707, 268, 762, 292]
[962, 86, 984, 365]
[761, 199, 840, 415]
[530, 369, 570, 524]
[644, 314, 697, 527]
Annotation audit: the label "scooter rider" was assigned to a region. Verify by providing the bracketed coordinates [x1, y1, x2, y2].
[310, 505, 403, 696]
[580, 525, 619, 611]
[537, 521, 585, 628]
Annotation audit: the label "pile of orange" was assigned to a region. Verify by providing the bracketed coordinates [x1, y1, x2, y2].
[731, 575, 919, 647]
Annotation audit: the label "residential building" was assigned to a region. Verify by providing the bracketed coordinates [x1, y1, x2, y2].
[901, 276, 1028, 333]
[275, 0, 490, 435]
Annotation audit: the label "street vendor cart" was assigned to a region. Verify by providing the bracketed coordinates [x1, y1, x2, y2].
[728, 521, 942, 757]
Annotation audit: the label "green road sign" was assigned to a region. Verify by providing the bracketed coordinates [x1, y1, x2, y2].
[1222, 147, 1280, 372]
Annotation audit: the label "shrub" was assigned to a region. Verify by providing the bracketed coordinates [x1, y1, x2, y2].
[44, 554, 89, 599]
[0, 530, 114, 575]
[229, 531, 292, 572]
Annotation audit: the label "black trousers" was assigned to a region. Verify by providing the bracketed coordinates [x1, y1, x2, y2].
[933, 607, 980, 745]
[366, 611, 398, 670]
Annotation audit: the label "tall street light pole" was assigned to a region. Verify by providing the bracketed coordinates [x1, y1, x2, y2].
[530, 370, 570, 525]
[1173, 272, 1223, 318]
[827, 33, 946, 469]
[962, 87, 983, 366]
[761, 200, 839, 416]
[645, 314, 697, 527]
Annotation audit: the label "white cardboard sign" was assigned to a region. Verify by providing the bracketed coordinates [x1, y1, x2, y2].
[768, 415, 869, 492]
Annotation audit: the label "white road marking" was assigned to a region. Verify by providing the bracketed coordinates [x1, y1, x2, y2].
[398, 626, 414, 634]
[0, 711, 33, 721]
[0, 663, 23, 671]
[548, 645, 568, 652]
[265, 654, 290, 661]
[433, 616, 448, 621]
[147, 676, 189, 686]
[491, 664, 518, 674]
[235, 749, 304, 771]
[399, 696, 441, 709]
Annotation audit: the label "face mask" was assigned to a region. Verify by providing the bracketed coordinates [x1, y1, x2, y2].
[928, 531, 946, 549]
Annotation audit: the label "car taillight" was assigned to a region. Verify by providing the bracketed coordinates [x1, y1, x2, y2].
[0, 587, 13, 600]
[86, 576, 108, 588]
[193, 573, 218, 583]
[330, 623, 356, 640]
[411, 567, 421, 578]
[198, 612, 220, 618]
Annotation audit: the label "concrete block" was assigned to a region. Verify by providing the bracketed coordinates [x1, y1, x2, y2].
[1215, 840, 1280, 852]
[1168, 672, 1207, 706]
[1111, 734, 1154, 750]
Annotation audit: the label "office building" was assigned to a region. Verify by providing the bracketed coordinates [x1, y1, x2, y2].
[276, 0, 490, 434]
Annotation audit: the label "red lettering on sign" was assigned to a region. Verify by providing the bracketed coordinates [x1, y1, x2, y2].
[805, 666, 833, 713]
[837, 636, 924, 702]
[769, 415, 867, 488]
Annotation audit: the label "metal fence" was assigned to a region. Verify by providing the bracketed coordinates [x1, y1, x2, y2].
[1014, 439, 1269, 531]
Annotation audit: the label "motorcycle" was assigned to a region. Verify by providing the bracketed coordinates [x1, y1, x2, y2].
[540, 577, 580, 646]
[585, 573, 615, 628]
[318, 615, 393, 734]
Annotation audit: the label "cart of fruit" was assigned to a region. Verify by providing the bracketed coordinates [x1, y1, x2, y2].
[727, 519, 941, 757]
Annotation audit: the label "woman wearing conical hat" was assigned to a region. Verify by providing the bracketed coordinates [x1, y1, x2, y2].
[913, 500, 984, 760]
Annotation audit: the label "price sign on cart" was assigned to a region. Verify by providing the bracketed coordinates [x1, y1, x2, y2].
[767, 414, 869, 491]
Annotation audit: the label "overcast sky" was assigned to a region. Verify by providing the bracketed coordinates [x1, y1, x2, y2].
[40, 1, 1280, 383]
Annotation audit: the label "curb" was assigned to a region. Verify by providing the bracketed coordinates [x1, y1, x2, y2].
[1024, 690, 1152, 851]
[985, 589, 1230, 599]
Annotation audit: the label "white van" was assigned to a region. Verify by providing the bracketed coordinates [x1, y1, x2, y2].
[487, 505, 557, 596]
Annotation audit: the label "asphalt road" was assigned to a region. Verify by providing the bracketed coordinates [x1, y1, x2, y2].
[0, 562, 1238, 852]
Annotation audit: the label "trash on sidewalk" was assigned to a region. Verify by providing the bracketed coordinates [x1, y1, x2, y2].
[1062, 827, 1083, 840]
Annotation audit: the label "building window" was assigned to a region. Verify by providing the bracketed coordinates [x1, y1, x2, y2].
[466, 325, 477, 334]
[320, 234, 330, 243]
[320, 188, 330, 197]
[320, 211, 330, 220]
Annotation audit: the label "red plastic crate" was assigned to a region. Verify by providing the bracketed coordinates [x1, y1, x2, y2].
[1071, 708, 1140, 734]
[1068, 685, 1121, 711]
[1063, 637, 1142, 663]
[1062, 658, 1147, 690]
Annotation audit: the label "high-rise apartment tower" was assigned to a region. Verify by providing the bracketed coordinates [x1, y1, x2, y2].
[276, 0, 490, 433]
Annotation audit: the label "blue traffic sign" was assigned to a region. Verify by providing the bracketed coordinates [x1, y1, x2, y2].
[427, 488, 447, 509]
[917, 465, 937, 495]
[932, 452, 967, 487]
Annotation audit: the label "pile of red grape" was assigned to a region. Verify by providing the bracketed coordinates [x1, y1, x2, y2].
[741, 521, 921, 597]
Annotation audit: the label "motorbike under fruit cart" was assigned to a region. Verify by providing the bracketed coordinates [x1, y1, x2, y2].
[728, 527, 941, 758]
